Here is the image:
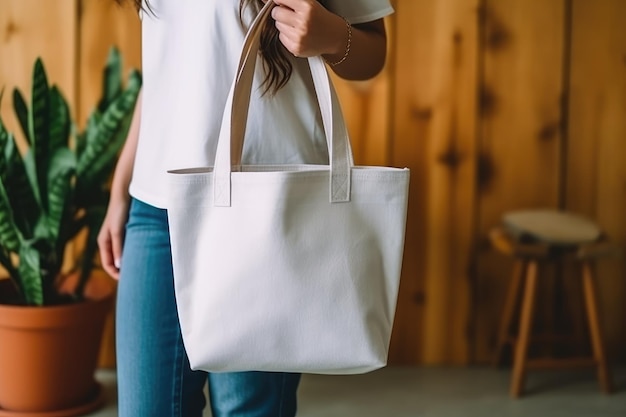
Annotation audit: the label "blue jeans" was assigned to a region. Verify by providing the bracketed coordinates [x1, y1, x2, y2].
[116, 198, 301, 416]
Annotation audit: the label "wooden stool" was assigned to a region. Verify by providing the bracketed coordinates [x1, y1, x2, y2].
[490, 210, 616, 398]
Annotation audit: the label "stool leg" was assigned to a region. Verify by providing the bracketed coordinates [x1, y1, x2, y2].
[510, 260, 538, 398]
[493, 260, 526, 367]
[581, 262, 613, 394]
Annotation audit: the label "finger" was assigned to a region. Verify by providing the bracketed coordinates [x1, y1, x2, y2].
[98, 232, 120, 280]
[275, 21, 298, 39]
[277, 31, 303, 57]
[271, 5, 298, 27]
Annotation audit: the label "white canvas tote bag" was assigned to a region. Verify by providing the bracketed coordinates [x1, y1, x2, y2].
[166, 1, 410, 374]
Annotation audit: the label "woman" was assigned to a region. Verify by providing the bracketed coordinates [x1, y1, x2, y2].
[99, 0, 393, 415]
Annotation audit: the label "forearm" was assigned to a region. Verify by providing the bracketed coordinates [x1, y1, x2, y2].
[322, 19, 387, 81]
[110, 90, 142, 204]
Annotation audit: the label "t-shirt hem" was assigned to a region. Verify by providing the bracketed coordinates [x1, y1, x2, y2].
[129, 182, 168, 210]
[344, 6, 395, 25]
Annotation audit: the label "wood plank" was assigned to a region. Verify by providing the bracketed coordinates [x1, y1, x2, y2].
[419, 0, 478, 365]
[389, 0, 478, 365]
[386, 0, 429, 365]
[567, 0, 626, 363]
[0, 0, 77, 144]
[332, 75, 390, 167]
[475, 0, 566, 363]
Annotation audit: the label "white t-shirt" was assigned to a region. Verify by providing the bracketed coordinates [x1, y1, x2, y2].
[130, 0, 394, 208]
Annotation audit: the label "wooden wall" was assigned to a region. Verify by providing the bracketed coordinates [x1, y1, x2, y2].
[1, 0, 624, 366]
[335, 0, 625, 365]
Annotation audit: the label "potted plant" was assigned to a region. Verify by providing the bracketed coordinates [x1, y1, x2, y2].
[0, 48, 140, 416]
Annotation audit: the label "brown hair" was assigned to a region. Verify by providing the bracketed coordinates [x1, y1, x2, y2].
[117, 0, 291, 94]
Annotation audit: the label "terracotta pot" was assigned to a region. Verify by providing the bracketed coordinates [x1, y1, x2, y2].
[0, 278, 115, 416]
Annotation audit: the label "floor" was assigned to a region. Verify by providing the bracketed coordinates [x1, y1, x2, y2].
[88, 367, 626, 417]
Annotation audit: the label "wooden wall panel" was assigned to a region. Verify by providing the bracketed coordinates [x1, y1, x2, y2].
[332, 75, 391, 167]
[567, 0, 626, 362]
[388, 0, 478, 365]
[474, 0, 566, 362]
[416, 0, 479, 365]
[387, 0, 430, 365]
[0, 0, 77, 144]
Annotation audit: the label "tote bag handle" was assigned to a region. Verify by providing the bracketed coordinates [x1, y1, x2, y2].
[213, 0, 353, 206]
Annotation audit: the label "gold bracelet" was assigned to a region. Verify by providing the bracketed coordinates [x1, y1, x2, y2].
[326, 17, 352, 67]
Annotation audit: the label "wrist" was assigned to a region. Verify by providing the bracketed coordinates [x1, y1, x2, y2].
[110, 177, 131, 205]
[323, 15, 352, 66]
[109, 190, 130, 209]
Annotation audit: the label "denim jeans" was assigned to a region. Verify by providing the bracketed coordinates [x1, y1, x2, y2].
[116, 198, 301, 416]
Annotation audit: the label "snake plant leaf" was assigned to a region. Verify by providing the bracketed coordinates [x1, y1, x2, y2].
[0, 117, 8, 180]
[32, 218, 49, 245]
[74, 112, 101, 208]
[74, 125, 87, 158]
[18, 242, 43, 306]
[29, 58, 51, 212]
[46, 149, 75, 243]
[77, 70, 141, 187]
[83, 110, 131, 192]
[48, 86, 71, 155]
[0, 179, 21, 252]
[98, 47, 123, 112]
[12, 88, 31, 145]
[83, 112, 102, 151]
[22, 148, 43, 212]
[4, 134, 40, 239]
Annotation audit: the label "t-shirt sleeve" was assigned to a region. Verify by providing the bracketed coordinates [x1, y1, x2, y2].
[323, 0, 394, 24]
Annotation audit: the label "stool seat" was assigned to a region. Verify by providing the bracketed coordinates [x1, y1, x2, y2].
[503, 209, 601, 246]
[490, 220, 615, 398]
